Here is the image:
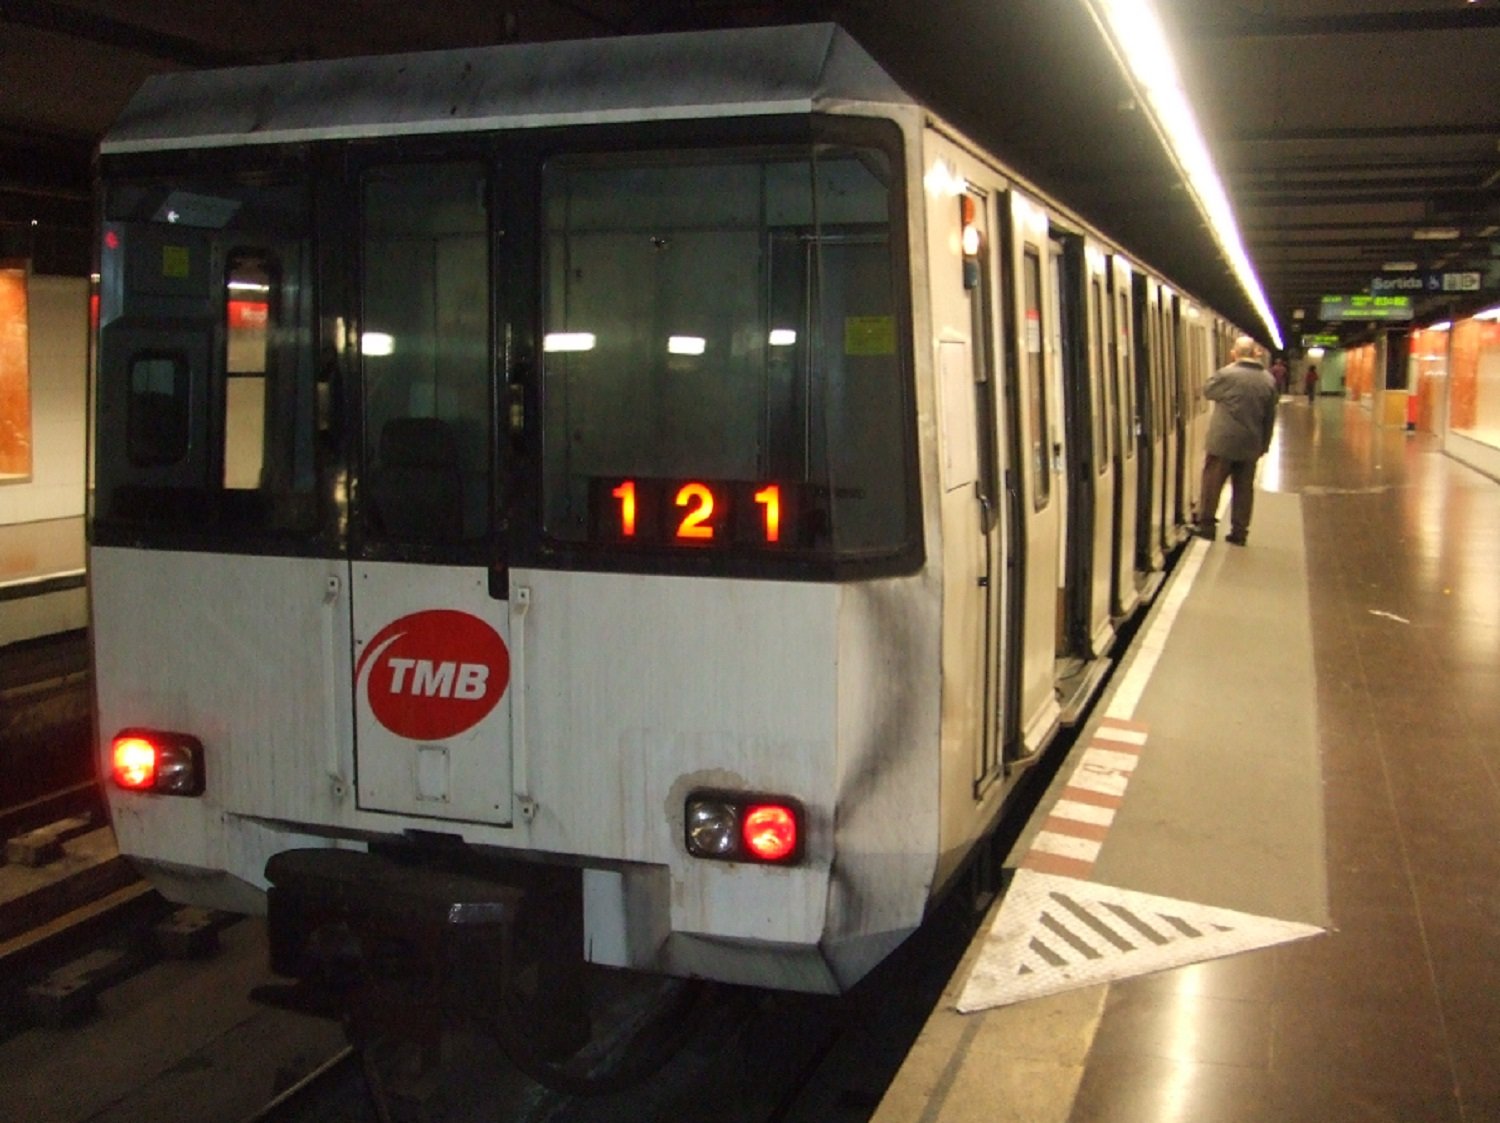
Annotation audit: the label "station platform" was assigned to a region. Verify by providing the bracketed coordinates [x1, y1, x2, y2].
[875, 398, 1500, 1123]
[0, 516, 87, 647]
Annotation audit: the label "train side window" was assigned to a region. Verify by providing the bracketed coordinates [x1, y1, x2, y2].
[1022, 247, 1050, 509]
[1091, 277, 1109, 473]
[127, 353, 190, 466]
[1118, 290, 1136, 459]
[224, 252, 272, 490]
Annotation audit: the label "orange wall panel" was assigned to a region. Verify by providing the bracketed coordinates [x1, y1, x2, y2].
[0, 267, 31, 479]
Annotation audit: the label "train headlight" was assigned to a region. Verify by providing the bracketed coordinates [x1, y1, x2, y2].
[110, 729, 205, 796]
[686, 799, 738, 857]
[685, 791, 803, 865]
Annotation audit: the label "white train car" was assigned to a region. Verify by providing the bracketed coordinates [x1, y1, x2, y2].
[91, 23, 1233, 1049]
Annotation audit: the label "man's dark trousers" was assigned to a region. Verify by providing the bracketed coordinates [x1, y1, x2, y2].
[1197, 453, 1257, 542]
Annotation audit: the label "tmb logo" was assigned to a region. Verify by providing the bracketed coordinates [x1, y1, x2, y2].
[356, 610, 510, 741]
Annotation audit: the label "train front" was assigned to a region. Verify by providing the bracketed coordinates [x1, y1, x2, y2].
[90, 28, 945, 1005]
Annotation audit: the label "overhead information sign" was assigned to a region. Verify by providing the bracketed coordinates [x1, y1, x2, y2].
[1369, 272, 1483, 296]
[1320, 294, 1413, 322]
[1301, 334, 1340, 348]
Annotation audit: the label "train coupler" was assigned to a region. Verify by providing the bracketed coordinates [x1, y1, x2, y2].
[262, 847, 588, 1063]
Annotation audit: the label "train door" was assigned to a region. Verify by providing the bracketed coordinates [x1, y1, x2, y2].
[1181, 309, 1208, 524]
[1049, 238, 1072, 660]
[347, 154, 516, 826]
[1051, 233, 1110, 718]
[1109, 257, 1141, 619]
[950, 186, 1011, 791]
[1083, 244, 1116, 653]
[1158, 291, 1181, 547]
[1133, 274, 1165, 575]
[1006, 191, 1062, 756]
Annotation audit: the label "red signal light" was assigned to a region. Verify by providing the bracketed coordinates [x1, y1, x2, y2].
[742, 804, 798, 863]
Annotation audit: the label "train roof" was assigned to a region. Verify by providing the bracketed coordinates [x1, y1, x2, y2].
[100, 23, 916, 155]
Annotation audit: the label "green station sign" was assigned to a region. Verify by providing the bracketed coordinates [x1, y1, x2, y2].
[1319, 294, 1413, 322]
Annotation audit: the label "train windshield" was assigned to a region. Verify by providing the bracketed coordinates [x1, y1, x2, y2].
[540, 145, 913, 561]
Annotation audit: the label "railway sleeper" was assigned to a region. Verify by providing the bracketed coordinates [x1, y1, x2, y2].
[16, 904, 234, 1028]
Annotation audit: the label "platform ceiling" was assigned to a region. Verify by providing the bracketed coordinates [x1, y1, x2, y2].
[2, 0, 1496, 348]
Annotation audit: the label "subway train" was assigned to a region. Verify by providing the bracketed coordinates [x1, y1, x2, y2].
[91, 21, 1230, 1066]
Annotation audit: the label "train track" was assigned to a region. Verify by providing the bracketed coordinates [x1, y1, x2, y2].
[0, 804, 356, 1123]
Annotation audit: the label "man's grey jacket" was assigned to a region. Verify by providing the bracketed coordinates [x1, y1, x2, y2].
[1203, 359, 1279, 461]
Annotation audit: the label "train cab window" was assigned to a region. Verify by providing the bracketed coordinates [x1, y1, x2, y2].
[1023, 248, 1051, 509]
[539, 143, 913, 567]
[96, 170, 318, 534]
[360, 162, 491, 545]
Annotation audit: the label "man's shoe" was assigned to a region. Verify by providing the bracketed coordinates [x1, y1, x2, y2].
[1189, 525, 1216, 541]
[1225, 532, 1247, 546]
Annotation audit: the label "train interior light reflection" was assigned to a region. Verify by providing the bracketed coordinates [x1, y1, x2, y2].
[360, 332, 395, 356]
[544, 332, 597, 352]
[668, 335, 706, 356]
[768, 329, 797, 347]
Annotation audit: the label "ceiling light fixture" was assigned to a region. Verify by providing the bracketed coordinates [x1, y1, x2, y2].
[1082, 0, 1283, 349]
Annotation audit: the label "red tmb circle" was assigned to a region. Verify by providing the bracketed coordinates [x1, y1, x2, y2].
[357, 610, 510, 741]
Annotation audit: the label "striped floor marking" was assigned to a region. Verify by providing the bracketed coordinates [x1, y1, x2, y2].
[957, 869, 1323, 1011]
[1018, 716, 1147, 880]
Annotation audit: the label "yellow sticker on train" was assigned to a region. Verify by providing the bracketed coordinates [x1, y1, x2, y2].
[845, 315, 896, 356]
[162, 245, 191, 279]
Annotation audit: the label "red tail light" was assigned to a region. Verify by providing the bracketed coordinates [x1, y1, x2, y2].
[742, 804, 798, 862]
[685, 791, 803, 865]
[110, 730, 205, 796]
[111, 736, 158, 789]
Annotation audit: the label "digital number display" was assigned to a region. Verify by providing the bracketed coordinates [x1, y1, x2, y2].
[590, 478, 807, 548]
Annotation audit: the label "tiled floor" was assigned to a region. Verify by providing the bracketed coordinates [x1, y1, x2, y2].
[1069, 399, 1500, 1122]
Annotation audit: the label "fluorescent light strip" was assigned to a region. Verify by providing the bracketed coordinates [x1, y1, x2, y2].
[1087, 0, 1283, 349]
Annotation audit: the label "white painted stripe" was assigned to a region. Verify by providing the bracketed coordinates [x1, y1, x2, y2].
[1031, 831, 1103, 862]
[1106, 539, 1209, 721]
[1080, 747, 1139, 773]
[1095, 726, 1147, 746]
[1052, 799, 1116, 827]
[1067, 764, 1130, 798]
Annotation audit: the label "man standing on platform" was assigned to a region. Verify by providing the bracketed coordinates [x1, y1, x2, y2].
[1192, 335, 1279, 546]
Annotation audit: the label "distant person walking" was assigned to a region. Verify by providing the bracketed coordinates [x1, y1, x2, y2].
[1304, 365, 1318, 404]
[1270, 357, 1288, 395]
[1193, 335, 1279, 546]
